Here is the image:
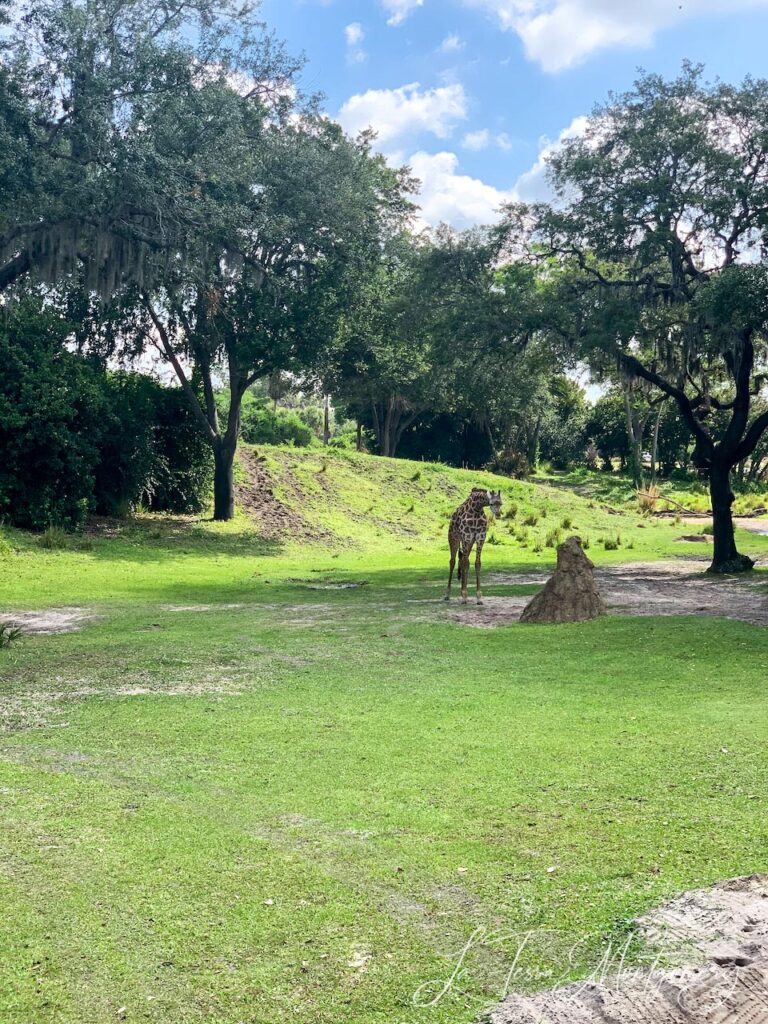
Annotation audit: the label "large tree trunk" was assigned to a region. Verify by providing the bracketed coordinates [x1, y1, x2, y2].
[708, 460, 754, 574]
[213, 441, 237, 521]
[212, 378, 245, 522]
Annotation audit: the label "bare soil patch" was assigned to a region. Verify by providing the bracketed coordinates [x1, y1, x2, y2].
[236, 449, 328, 541]
[680, 515, 768, 537]
[1, 607, 94, 635]
[492, 874, 768, 1024]
[450, 560, 768, 628]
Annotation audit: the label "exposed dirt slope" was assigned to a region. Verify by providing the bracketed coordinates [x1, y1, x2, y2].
[492, 874, 768, 1024]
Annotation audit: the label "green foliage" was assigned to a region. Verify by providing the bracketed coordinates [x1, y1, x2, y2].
[240, 403, 314, 448]
[545, 527, 563, 548]
[0, 623, 22, 648]
[0, 298, 109, 530]
[0, 296, 211, 529]
[37, 525, 70, 549]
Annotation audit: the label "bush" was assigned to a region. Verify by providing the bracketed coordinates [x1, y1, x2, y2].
[0, 296, 212, 529]
[240, 404, 313, 448]
[0, 299, 109, 530]
[0, 624, 23, 649]
[38, 526, 70, 550]
[487, 448, 531, 478]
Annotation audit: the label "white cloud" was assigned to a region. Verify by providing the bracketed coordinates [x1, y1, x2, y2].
[466, 0, 768, 72]
[439, 33, 465, 53]
[513, 115, 588, 201]
[381, 0, 424, 26]
[345, 22, 364, 47]
[344, 22, 366, 63]
[338, 82, 468, 144]
[408, 151, 515, 229]
[496, 132, 513, 151]
[462, 128, 490, 151]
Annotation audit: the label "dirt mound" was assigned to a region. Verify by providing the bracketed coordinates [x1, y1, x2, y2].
[451, 560, 768, 628]
[491, 874, 768, 1024]
[520, 536, 605, 624]
[236, 449, 325, 541]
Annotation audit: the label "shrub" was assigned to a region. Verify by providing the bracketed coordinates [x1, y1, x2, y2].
[240, 404, 313, 448]
[637, 484, 660, 514]
[38, 526, 70, 550]
[523, 513, 539, 526]
[0, 297, 211, 529]
[561, 516, 572, 529]
[487, 448, 531, 478]
[505, 503, 518, 519]
[603, 536, 620, 551]
[0, 624, 23, 649]
[0, 299, 110, 530]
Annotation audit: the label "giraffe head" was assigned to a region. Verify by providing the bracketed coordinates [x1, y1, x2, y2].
[471, 488, 502, 518]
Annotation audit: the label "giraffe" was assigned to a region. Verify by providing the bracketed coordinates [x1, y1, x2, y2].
[445, 488, 502, 605]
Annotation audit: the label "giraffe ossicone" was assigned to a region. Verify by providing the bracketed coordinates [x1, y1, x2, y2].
[445, 488, 502, 605]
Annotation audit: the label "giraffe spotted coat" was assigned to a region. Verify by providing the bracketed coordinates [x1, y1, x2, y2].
[445, 488, 502, 605]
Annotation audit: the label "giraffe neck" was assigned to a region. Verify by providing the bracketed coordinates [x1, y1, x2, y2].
[467, 491, 488, 513]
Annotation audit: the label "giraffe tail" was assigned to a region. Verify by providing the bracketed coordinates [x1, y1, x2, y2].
[454, 550, 463, 579]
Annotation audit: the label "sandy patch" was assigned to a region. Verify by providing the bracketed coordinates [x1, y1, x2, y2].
[680, 515, 768, 537]
[1, 607, 94, 635]
[492, 874, 768, 1024]
[451, 561, 768, 628]
[162, 603, 245, 613]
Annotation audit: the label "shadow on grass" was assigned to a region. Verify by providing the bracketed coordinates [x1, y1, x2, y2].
[4, 516, 286, 562]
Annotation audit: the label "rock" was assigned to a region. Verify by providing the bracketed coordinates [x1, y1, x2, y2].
[520, 536, 605, 625]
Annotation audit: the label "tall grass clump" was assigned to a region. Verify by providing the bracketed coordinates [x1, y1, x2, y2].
[38, 526, 70, 550]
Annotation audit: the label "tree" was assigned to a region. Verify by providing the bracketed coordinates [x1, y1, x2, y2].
[132, 107, 411, 518]
[0, 0, 298, 297]
[586, 390, 632, 472]
[506, 66, 768, 572]
[326, 233, 447, 459]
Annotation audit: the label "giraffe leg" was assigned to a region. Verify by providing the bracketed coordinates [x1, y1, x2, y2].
[475, 539, 485, 605]
[461, 542, 473, 604]
[445, 532, 459, 601]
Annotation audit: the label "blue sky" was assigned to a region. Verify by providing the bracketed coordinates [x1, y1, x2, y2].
[261, 0, 768, 229]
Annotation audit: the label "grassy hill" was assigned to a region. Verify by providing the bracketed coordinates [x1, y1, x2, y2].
[237, 443, 709, 563]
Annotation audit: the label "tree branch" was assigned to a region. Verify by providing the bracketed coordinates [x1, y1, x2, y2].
[733, 409, 768, 464]
[141, 294, 218, 446]
[621, 353, 712, 449]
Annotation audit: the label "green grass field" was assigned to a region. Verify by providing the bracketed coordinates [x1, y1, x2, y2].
[1, 448, 767, 1023]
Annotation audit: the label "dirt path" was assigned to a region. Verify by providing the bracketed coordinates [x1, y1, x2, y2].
[679, 515, 768, 537]
[236, 449, 329, 541]
[492, 874, 768, 1024]
[451, 559, 768, 628]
